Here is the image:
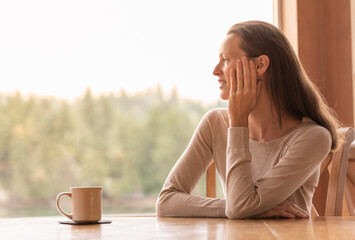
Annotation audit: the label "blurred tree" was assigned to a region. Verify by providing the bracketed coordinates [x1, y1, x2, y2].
[0, 87, 217, 209]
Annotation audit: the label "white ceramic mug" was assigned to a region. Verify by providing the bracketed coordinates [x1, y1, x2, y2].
[56, 186, 102, 223]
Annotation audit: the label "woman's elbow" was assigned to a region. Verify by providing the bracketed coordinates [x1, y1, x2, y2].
[156, 204, 169, 217]
[155, 197, 166, 217]
[225, 203, 250, 219]
[155, 193, 172, 217]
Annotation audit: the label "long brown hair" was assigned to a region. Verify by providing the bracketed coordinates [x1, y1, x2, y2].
[227, 21, 341, 150]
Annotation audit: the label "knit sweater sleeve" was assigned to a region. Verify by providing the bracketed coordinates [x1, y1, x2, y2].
[225, 126, 332, 219]
[156, 110, 226, 217]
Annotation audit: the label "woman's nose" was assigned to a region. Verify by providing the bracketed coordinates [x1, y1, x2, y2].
[213, 64, 222, 76]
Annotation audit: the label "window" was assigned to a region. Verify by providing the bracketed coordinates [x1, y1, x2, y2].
[0, 0, 273, 217]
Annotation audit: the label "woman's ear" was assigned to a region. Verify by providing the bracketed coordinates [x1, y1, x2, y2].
[255, 55, 269, 77]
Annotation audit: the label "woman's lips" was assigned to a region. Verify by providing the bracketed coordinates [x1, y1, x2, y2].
[218, 79, 227, 88]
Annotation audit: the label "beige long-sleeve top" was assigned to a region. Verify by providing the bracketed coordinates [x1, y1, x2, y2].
[156, 108, 332, 219]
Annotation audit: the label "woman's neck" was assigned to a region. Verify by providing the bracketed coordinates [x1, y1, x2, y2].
[248, 104, 301, 143]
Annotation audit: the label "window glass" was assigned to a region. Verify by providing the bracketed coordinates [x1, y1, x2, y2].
[0, 0, 273, 217]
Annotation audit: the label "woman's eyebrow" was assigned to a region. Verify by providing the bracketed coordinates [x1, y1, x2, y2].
[219, 52, 229, 57]
[220, 51, 236, 57]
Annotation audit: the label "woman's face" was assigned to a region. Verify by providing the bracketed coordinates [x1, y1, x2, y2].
[213, 34, 247, 100]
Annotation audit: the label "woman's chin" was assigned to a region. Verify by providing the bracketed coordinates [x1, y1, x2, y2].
[220, 92, 229, 101]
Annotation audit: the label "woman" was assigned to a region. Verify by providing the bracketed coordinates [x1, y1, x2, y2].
[156, 21, 341, 219]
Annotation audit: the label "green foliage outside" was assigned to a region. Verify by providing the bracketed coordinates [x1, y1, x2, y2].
[0, 87, 226, 216]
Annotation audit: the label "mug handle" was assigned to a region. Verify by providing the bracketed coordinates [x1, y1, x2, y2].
[56, 192, 72, 220]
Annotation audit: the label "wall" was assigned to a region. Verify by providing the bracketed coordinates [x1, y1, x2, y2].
[276, 0, 354, 127]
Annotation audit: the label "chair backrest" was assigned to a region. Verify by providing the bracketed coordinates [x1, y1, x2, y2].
[345, 140, 355, 215]
[350, 141, 355, 160]
[205, 127, 355, 216]
[206, 161, 216, 198]
[313, 127, 355, 216]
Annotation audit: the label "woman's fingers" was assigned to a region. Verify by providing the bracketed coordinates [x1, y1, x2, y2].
[289, 203, 309, 218]
[249, 60, 257, 94]
[231, 57, 257, 94]
[253, 209, 296, 219]
[228, 57, 260, 127]
[229, 68, 237, 94]
[242, 57, 250, 90]
[252, 201, 309, 219]
[236, 59, 243, 93]
[276, 209, 296, 219]
[279, 201, 309, 218]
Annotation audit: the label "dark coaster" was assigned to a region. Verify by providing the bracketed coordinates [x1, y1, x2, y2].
[59, 220, 112, 225]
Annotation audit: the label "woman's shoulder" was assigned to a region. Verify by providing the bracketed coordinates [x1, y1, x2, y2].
[298, 118, 331, 137]
[289, 118, 332, 148]
[196, 108, 229, 133]
[202, 108, 229, 124]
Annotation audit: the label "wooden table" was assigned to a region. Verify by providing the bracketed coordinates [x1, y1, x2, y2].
[1, 215, 355, 239]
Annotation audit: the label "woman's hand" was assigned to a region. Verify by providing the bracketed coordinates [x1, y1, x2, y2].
[252, 200, 310, 219]
[228, 57, 261, 127]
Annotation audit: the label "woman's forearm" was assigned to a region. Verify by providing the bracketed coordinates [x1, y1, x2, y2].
[156, 189, 226, 218]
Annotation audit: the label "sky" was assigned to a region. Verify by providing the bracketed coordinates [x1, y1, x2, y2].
[0, 0, 273, 103]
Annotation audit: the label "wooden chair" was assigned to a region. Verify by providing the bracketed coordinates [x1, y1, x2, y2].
[206, 127, 355, 217]
[312, 127, 355, 216]
[344, 141, 355, 215]
[206, 161, 216, 198]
